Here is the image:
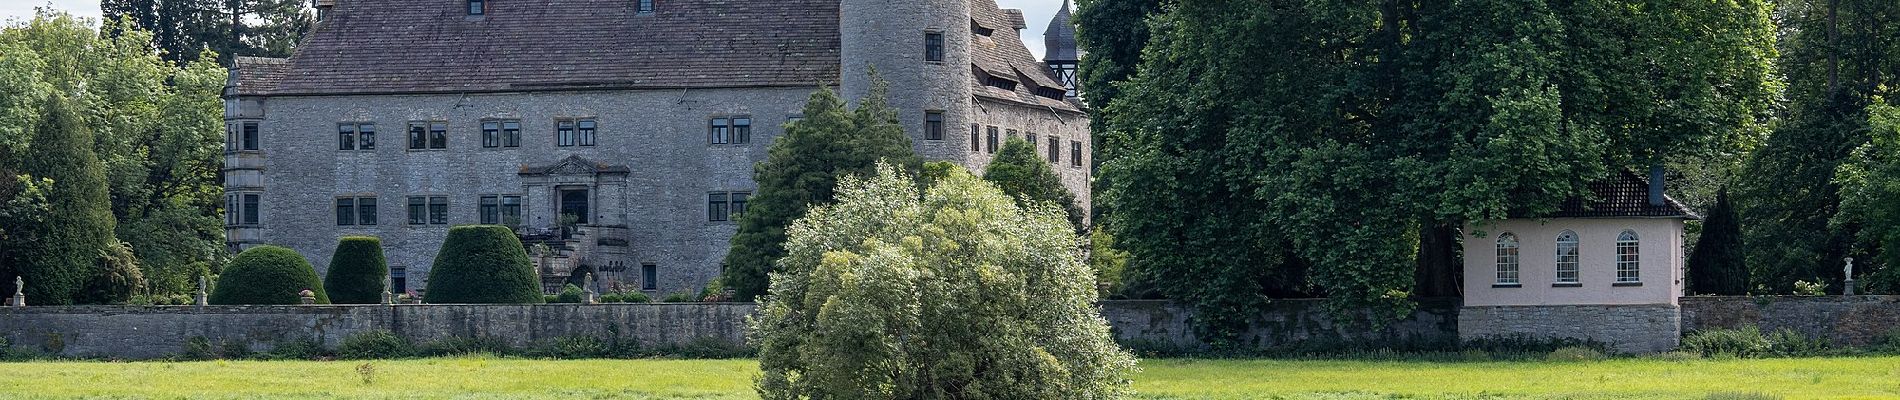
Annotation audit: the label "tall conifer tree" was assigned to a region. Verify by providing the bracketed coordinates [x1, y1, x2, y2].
[2, 95, 119, 304]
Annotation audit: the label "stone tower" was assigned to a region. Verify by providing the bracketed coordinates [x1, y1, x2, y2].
[839, 0, 976, 163]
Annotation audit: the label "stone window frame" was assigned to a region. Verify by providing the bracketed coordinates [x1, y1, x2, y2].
[1025, 132, 1037, 152]
[407, 195, 450, 225]
[1554, 230, 1581, 286]
[555, 118, 598, 147]
[986, 126, 999, 154]
[407, 121, 449, 151]
[467, 0, 484, 16]
[924, 111, 945, 140]
[336, 196, 379, 226]
[1069, 140, 1084, 168]
[482, 119, 522, 148]
[924, 30, 945, 63]
[970, 124, 981, 152]
[637, 0, 655, 15]
[226, 192, 262, 227]
[708, 116, 752, 146]
[478, 194, 523, 226]
[641, 263, 658, 291]
[227, 120, 262, 153]
[708, 191, 750, 222]
[337, 122, 376, 151]
[1047, 135, 1061, 163]
[1494, 233, 1520, 287]
[1615, 230, 1641, 284]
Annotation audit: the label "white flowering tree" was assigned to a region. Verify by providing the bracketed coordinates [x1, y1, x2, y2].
[752, 162, 1135, 399]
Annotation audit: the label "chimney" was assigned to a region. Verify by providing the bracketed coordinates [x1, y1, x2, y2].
[1648, 165, 1665, 207]
[314, 0, 335, 22]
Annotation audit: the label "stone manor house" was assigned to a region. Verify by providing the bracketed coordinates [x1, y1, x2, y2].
[221, 0, 1091, 296]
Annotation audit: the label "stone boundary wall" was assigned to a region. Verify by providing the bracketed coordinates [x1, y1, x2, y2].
[1682, 296, 1900, 347]
[1459, 304, 1681, 354]
[1100, 298, 1460, 350]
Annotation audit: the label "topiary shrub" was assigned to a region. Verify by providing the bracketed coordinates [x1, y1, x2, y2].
[422, 225, 542, 304]
[555, 284, 584, 303]
[210, 245, 328, 305]
[324, 236, 388, 304]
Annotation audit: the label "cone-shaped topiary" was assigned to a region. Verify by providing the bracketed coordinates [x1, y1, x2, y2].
[210, 245, 328, 305]
[423, 225, 544, 304]
[324, 236, 389, 304]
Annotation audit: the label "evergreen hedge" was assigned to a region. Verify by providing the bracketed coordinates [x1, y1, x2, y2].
[210, 245, 328, 305]
[324, 236, 388, 304]
[423, 225, 543, 304]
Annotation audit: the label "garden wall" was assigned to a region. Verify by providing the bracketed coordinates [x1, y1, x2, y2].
[1099, 298, 1462, 350]
[1681, 295, 1900, 347]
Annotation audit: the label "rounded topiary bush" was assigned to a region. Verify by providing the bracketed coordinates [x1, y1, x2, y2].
[324, 236, 389, 304]
[210, 245, 328, 305]
[423, 225, 544, 304]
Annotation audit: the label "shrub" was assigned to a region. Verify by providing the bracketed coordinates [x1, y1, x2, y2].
[661, 292, 694, 303]
[77, 241, 144, 305]
[266, 338, 325, 360]
[1873, 328, 1900, 354]
[1545, 346, 1607, 362]
[324, 237, 388, 304]
[599, 293, 623, 303]
[221, 340, 253, 359]
[422, 226, 543, 304]
[180, 336, 217, 360]
[537, 336, 609, 359]
[622, 292, 651, 303]
[422, 336, 514, 357]
[336, 330, 411, 359]
[1681, 326, 1769, 358]
[753, 164, 1134, 398]
[210, 245, 328, 305]
[555, 284, 584, 303]
[1764, 328, 1831, 357]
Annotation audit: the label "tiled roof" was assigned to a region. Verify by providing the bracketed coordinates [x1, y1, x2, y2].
[268, 0, 840, 95]
[1043, 0, 1079, 62]
[1529, 169, 1699, 219]
[971, 0, 1079, 112]
[231, 57, 290, 96]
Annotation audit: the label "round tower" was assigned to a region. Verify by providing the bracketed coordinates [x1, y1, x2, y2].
[839, 0, 974, 162]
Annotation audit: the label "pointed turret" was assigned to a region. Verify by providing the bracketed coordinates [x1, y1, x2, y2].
[1043, 0, 1081, 98]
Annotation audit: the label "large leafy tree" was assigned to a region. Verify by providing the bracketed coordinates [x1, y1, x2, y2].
[102, 0, 312, 64]
[753, 164, 1135, 399]
[0, 95, 119, 305]
[1739, 0, 1900, 294]
[719, 79, 920, 302]
[983, 137, 1085, 233]
[0, 12, 227, 301]
[1101, 0, 1777, 343]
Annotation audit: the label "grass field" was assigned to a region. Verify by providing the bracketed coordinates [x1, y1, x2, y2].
[2, 356, 1899, 399]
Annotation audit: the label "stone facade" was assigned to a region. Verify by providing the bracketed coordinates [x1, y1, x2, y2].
[224, 0, 1091, 296]
[1682, 295, 1900, 347]
[1459, 304, 1681, 353]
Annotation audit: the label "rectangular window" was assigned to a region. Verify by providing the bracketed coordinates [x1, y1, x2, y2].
[638, 0, 654, 14]
[925, 31, 945, 62]
[480, 195, 500, 224]
[730, 192, 749, 218]
[468, 0, 483, 15]
[986, 126, 999, 154]
[924, 111, 944, 140]
[408, 123, 427, 150]
[558, 120, 577, 147]
[971, 124, 980, 151]
[482, 121, 501, 148]
[1617, 234, 1641, 283]
[708, 192, 730, 222]
[225, 194, 238, 225]
[429, 122, 448, 149]
[709, 118, 729, 144]
[1070, 141, 1083, 167]
[502, 120, 521, 147]
[408, 196, 427, 225]
[577, 119, 597, 146]
[241, 121, 260, 151]
[390, 266, 407, 293]
[337, 197, 357, 226]
[338, 124, 356, 150]
[1007, 129, 1018, 140]
[225, 123, 236, 152]
[241, 194, 260, 225]
[428, 196, 449, 225]
[1025, 133, 1037, 151]
[358, 123, 376, 150]
[733, 117, 751, 144]
[500, 195, 521, 226]
[1496, 235, 1520, 285]
[1048, 136, 1061, 163]
[358, 197, 378, 225]
[1556, 236, 1580, 284]
[641, 263, 658, 291]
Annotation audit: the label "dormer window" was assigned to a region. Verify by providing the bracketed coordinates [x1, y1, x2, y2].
[638, 0, 654, 14]
[986, 76, 1017, 91]
[467, 0, 484, 15]
[971, 19, 994, 36]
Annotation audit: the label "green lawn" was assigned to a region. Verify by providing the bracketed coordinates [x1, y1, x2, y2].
[1, 356, 1898, 399]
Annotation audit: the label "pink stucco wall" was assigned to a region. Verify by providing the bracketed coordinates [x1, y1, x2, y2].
[1462, 218, 1685, 307]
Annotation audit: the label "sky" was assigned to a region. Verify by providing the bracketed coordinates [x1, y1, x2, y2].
[1, 0, 1068, 59]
